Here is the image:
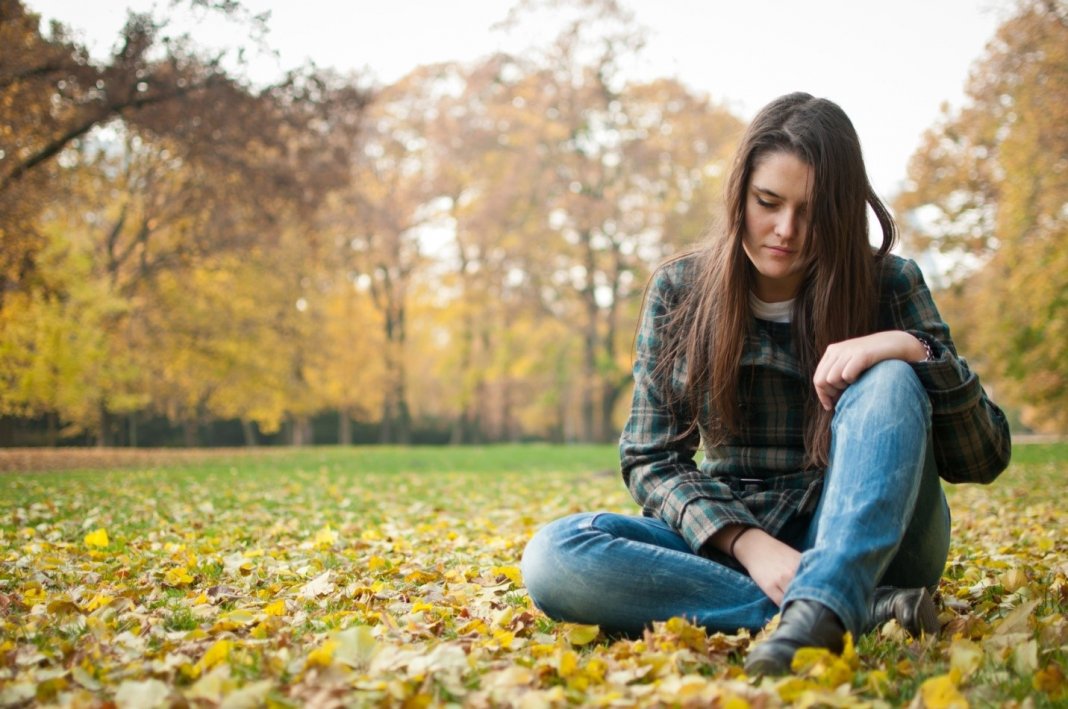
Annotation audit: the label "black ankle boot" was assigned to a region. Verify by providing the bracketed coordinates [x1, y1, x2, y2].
[869, 586, 939, 637]
[744, 600, 846, 676]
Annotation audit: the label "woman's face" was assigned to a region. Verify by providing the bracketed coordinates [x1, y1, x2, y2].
[742, 151, 813, 302]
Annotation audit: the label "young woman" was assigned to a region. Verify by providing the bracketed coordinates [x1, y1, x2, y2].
[520, 92, 1011, 675]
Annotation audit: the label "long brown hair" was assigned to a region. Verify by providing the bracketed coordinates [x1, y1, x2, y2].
[655, 92, 896, 468]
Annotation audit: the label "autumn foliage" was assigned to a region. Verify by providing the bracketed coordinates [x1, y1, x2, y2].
[897, 0, 1068, 433]
[0, 0, 741, 446]
[2, 0, 1066, 448]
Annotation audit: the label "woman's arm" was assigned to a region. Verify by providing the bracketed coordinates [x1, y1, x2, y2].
[886, 258, 1011, 483]
[812, 330, 928, 411]
[811, 257, 1010, 484]
[710, 524, 800, 606]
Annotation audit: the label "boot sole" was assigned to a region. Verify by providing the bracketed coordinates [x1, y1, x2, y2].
[904, 587, 940, 637]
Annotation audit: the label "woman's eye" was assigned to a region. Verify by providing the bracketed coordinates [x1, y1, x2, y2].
[755, 196, 775, 208]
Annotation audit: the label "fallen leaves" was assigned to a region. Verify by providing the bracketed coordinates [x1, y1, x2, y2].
[82, 528, 108, 548]
[0, 447, 1065, 706]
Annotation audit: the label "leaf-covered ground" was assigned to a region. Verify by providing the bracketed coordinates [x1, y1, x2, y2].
[1, 444, 1066, 707]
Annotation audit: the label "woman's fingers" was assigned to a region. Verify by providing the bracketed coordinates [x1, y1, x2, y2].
[813, 333, 904, 410]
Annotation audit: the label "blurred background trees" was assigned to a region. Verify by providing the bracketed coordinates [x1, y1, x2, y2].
[1, 0, 1062, 446]
[897, 0, 1068, 434]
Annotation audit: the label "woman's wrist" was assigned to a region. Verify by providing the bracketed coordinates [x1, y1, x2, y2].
[710, 524, 758, 559]
[729, 526, 753, 558]
[911, 333, 934, 362]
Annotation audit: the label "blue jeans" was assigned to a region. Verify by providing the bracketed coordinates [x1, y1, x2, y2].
[521, 360, 951, 638]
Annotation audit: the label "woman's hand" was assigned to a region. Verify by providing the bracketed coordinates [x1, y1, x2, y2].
[813, 331, 927, 411]
[731, 528, 801, 606]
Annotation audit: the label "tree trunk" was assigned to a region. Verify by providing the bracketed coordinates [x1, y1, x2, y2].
[182, 419, 199, 447]
[127, 412, 138, 448]
[501, 379, 518, 442]
[338, 407, 352, 446]
[449, 411, 468, 445]
[46, 412, 58, 447]
[241, 419, 258, 447]
[97, 404, 111, 448]
[290, 415, 312, 446]
[379, 397, 394, 444]
[581, 310, 599, 443]
[394, 302, 412, 444]
[580, 233, 600, 442]
[600, 378, 627, 443]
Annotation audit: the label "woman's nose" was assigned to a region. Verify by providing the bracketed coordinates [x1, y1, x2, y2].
[775, 212, 796, 239]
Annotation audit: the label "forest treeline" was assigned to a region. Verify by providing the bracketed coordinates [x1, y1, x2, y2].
[1, 0, 1065, 447]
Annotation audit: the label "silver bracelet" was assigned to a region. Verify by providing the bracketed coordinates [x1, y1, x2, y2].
[916, 335, 934, 362]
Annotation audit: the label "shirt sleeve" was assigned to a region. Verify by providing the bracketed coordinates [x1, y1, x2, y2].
[885, 258, 1012, 484]
[619, 262, 760, 554]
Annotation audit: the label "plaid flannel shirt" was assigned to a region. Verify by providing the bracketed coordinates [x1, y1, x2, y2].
[620, 253, 1011, 555]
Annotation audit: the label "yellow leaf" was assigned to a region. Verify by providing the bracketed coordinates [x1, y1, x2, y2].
[584, 656, 607, 684]
[1013, 639, 1039, 675]
[841, 632, 857, 667]
[164, 566, 195, 586]
[565, 623, 600, 646]
[949, 637, 983, 681]
[491, 629, 515, 649]
[404, 570, 437, 584]
[1033, 663, 1066, 697]
[529, 643, 556, 657]
[368, 555, 389, 572]
[214, 609, 256, 631]
[492, 606, 515, 628]
[195, 639, 233, 675]
[491, 565, 523, 587]
[305, 638, 337, 669]
[723, 694, 751, 709]
[263, 600, 286, 616]
[791, 646, 837, 672]
[457, 618, 488, 635]
[867, 669, 890, 696]
[999, 568, 1028, 593]
[83, 528, 109, 548]
[776, 676, 820, 703]
[313, 524, 338, 546]
[557, 649, 579, 678]
[994, 599, 1040, 636]
[85, 594, 114, 612]
[919, 673, 969, 709]
[334, 625, 378, 668]
[21, 587, 46, 606]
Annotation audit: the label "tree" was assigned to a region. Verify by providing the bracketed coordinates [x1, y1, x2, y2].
[320, 67, 457, 444]
[0, 231, 138, 444]
[897, 0, 1068, 431]
[0, 1, 371, 444]
[483, 0, 741, 441]
[0, 0, 268, 296]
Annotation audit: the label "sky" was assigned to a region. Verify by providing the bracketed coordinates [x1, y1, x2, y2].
[27, 0, 1012, 200]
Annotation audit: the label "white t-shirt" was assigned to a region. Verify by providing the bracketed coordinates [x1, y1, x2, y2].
[749, 292, 794, 323]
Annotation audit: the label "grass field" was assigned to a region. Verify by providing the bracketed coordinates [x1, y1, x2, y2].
[1, 443, 1065, 707]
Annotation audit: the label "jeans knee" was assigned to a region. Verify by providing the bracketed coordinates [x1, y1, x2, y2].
[838, 359, 930, 423]
[520, 513, 592, 612]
